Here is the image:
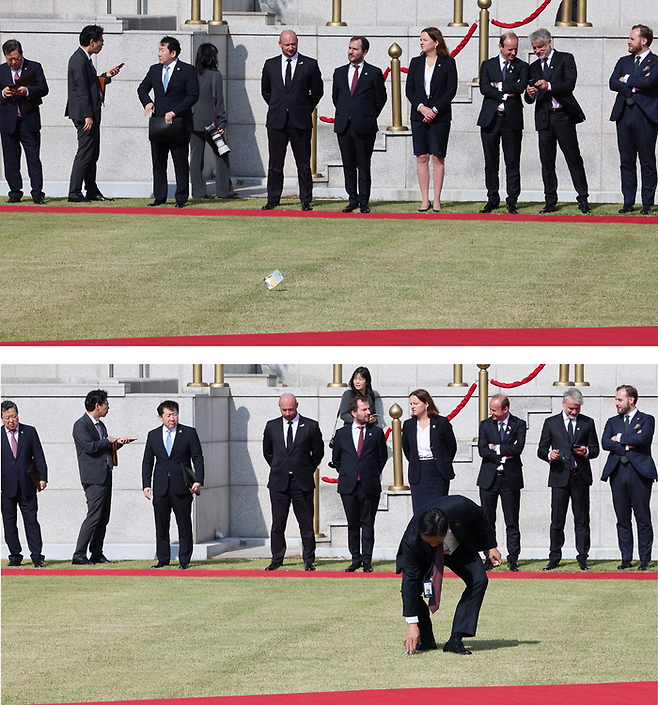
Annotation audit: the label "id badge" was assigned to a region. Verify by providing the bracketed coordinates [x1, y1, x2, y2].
[423, 580, 433, 598]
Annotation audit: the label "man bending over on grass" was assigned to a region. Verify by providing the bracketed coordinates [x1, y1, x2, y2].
[397, 495, 501, 655]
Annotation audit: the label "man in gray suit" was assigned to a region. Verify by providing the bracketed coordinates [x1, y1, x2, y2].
[71, 389, 135, 565]
[65, 25, 122, 202]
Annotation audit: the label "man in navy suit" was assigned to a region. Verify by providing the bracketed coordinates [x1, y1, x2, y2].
[477, 33, 529, 214]
[332, 396, 387, 572]
[537, 388, 599, 571]
[332, 36, 387, 214]
[1, 401, 48, 567]
[263, 393, 324, 571]
[138, 36, 199, 208]
[477, 394, 526, 571]
[65, 25, 122, 202]
[72, 389, 135, 564]
[601, 385, 656, 570]
[0, 40, 49, 204]
[609, 24, 658, 215]
[524, 28, 591, 214]
[261, 30, 324, 211]
[142, 400, 204, 569]
[397, 497, 501, 656]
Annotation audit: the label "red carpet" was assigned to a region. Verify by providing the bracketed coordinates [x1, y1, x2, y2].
[29, 682, 658, 705]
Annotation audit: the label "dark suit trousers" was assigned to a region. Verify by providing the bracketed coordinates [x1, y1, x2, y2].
[538, 110, 588, 205]
[337, 121, 377, 206]
[480, 114, 522, 204]
[152, 486, 194, 564]
[616, 104, 658, 208]
[1, 120, 44, 199]
[340, 482, 380, 563]
[150, 136, 191, 205]
[609, 463, 654, 562]
[269, 474, 315, 563]
[266, 114, 313, 205]
[68, 119, 101, 198]
[73, 472, 112, 560]
[479, 475, 521, 558]
[549, 471, 590, 560]
[189, 130, 234, 199]
[1, 486, 44, 560]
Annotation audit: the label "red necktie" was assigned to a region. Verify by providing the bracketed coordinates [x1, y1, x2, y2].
[428, 544, 445, 613]
[350, 64, 360, 95]
[13, 70, 22, 116]
[10, 431, 18, 458]
[357, 425, 364, 456]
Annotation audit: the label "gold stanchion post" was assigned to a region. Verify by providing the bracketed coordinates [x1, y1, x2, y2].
[327, 364, 347, 388]
[386, 44, 408, 132]
[474, 0, 492, 82]
[311, 108, 322, 178]
[388, 403, 410, 491]
[208, 0, 227, 25]
[185, 0, 206, 25]
[448, 0, 468, 27]
[477, 364, 490, 424]
[573, 365, 589, 387]
[314, 468, 326, 537]
[553, 364, 574, 386]
[187, 364, 208, 387]
[576, 0, 592, 27]
[209, 364, 229, 387]
[326, 0, 347, 26]
[555, 0, 576, 26]
[448, 364, 468, 387]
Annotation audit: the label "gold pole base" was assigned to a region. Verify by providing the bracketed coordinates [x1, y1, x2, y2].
[185, 19, 207, 24]
[388, 484, 410, 492]
[554, 21, 576, 26]
[447, 382, 468, 387]
[386, 125, 409, 132]
[447, 22, 468, 27]
[326, 21, 347, 26]
[312, 172, 323, 178]
[314, 532, 326, 539]
[327, 383, 348, 388]
[552, 381, 575, 386]
[573, 381, 590, 386]
[209, 383, 229, 387]
[187, 382, 208, 387]
[576, 22, 592, 27]
[208, 20, 228, 25]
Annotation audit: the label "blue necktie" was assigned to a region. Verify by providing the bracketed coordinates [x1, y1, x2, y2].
[165, 429, 173, 456]
[163, 65, 170, 91]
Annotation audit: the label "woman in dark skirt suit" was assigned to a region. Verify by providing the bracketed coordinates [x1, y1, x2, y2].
[405, 27, 458, 213]
[402, 388, 457, 512]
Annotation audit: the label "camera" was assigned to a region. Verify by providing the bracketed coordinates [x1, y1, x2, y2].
[205, 123, 230, 156]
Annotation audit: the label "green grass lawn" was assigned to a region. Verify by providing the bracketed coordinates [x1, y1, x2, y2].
[0, 200, 657, 341]
[1, 571, 656, 705]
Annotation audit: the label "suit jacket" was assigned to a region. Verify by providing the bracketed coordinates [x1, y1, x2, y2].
[601, 411, 658, 482]
[396, 495, 496, 616]
[402, 416, 457, 484]
[477, 414, 526, 491]
[263, 415, 324, 493]
[332, 61, 387, 134]
[1, 423, 48, 498]
[142, 424, 205, 497]
[261, 53, 323, 131]
[332, 422, 387, 495]
[537, 413, 599, 487]
[72, 413, 114, 485]
[192, 69, 227, 131]
[0, 58, 49, 134]
[477, 56, 529, 131]
[406, 54, 458, 123]
[609, 51, 658, 124]
[524, 50, 586, 130]
[65, 47, 110, 122]
[137, 60, 199, 132]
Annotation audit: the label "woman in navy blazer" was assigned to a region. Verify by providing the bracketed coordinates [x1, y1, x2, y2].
[406, 28, 458, 213]
[402, 389, 457, 512]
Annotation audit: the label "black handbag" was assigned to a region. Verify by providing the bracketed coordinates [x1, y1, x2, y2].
[148, 115, 185, 142]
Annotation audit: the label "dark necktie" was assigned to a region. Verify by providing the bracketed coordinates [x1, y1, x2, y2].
[499, 421, 505, 443]
[357, 425, 364, 457]
[502, 61, 509, 80]
[428, 544, 445, 614]
[568, 420, 577, 469]
[621, 415, 630, 464]
[286, 420, 293, 453]
[626, 57, 640, 105]
[285, 58, 292, 89]
[95, 421, 113, 468]
[350, 64, 360, 95]
[542, 59, 549, 79]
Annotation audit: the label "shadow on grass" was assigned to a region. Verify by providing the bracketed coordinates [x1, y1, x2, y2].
[466, 638, 541, 651]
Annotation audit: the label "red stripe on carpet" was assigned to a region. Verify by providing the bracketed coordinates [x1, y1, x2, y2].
[27, 682, 658, 705]
[4, 326, 657, 346]
[3, 568, 654, 579]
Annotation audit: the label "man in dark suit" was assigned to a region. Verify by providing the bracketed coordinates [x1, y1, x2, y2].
[477, 32, 529, 214]
[71, 389, 135, 565]
[1, 401, 48, 567]
[537, 387, 599, 571]
[138, 36, 199, 209]
[332, 36, 387, 214]
[398, 496, 501, 656]
[262, 393, 324, 571]
[142, 400, 204, 569]
[0, 39, 49, 204]
[524, 28, 591, 214]
[601, 385, 656, 571]
[332, 396, 387, 573]
[261, 30, 324, 211]
[65, 25, 122, 202]
[609, 24, 658, 215]
[477, 394, 526, 571]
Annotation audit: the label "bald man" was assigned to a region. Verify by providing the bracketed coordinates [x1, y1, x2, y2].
[261, 30, 324, 211]
[262, 393, 324, 570]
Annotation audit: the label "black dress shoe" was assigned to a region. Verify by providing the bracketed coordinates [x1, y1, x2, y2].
[638, 561, 651, 571]
[640, 207, 653, 215]
[304, 562, 316, 571]
[6, 197, 22, 204]
[483, 558, 493, 570]
[301, 203, 313, 211]
[178, 563, 190, 570]
[88, 194, 114, 201]
[91, 555, 115, 564]
[443, 636, 472, 655]
[32, 559, 46, 568]
[479, 202, 499, 214]
[71, 556, 95, 565]
[578, 201, 592, 214]
[542, 559, 560, 571]
[345, 561, 362, 573]
[362, 562, 374, 573]
[147, 200, 165, 207]
[619, 205, 635, 214]
[539, 204, 557, 214]
[32, 198, 46, 205]
[174, 202, 186, 209]
[360, 205, 371, 214]
[68, 195, 89, 203]
[578, 559, 590, 571]
[7, 558, 22, 567]
[261, 202, 277, 210]
[507, 203, 519, 214]
[342, 204, 358, 213]
[617, 560, 633, 569]
[151, 561, 170, 568]
[507, 557, 519, 572]
[265, 562, 282, 571]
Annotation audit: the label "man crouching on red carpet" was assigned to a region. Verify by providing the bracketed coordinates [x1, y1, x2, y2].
[397, 495, 501, 655]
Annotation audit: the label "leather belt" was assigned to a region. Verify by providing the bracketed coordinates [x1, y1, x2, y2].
[549, 107, 564, 113]
[496, 110, 506, 116]
[496, 470, 505, 476]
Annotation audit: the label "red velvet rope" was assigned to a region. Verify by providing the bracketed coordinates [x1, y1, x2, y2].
[492, 0, 553, 28]
[450, 22, 478, 58]
[491, 364, 546, 388]
[446, 383, 477, 421]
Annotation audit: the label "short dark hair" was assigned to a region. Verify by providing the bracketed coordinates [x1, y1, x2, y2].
[2, 39, 23, 56]
[617, 384, 639, 405]
[348, 366, 373, 397]
[195, 42, 218, 74]
[348, 396, 369, 415]
[409, 389, 440, 418]
[79, 25, 104, 47]
[350, 36, 370, 52]
[157, 400, 179, 416]
[84, 389, 108, 411]
[160, 36, 181, 56]
[632, 24, 653, 46]
[418, 508, 449, 537]
[1, 400, 18, 415]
